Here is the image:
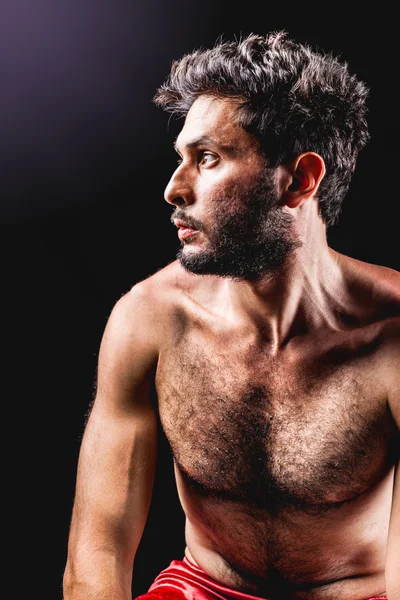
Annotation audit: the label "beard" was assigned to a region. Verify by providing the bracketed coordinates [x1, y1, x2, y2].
[172, 167, 302, 281]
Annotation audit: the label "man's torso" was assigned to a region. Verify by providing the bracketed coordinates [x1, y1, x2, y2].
[150, 259, 399, 599]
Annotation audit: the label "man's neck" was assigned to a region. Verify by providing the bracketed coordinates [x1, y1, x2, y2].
[223, 242, 348, 350]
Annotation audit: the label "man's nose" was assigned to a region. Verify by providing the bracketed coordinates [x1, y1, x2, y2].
[164, 167, 194, 206]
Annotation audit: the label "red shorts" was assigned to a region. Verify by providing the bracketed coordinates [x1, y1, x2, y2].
[134, 556, 387, 600]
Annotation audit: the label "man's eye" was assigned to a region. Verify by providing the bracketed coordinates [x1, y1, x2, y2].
[199, 152, 217, 165]
[175, 152, 217, 167]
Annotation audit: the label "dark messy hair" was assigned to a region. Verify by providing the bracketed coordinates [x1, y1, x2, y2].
[153, 31, 370, 226]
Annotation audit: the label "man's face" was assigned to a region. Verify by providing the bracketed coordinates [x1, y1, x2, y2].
[165, 95, 300, 281]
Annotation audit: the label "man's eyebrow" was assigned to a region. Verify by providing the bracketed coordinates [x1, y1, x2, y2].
[173, 135, 234, 153]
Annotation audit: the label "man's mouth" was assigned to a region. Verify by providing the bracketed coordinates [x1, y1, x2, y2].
[174, 219, 199, 240]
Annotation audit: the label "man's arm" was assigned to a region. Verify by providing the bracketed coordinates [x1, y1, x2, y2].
[386, 464, 400, 600]
[385, 319, 400, 600]
[63, 283, 160, 600]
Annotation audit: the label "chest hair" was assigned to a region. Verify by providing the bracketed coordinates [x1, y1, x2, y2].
[156, 331, 397, 510]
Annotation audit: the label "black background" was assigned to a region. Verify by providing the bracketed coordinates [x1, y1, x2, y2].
[2, 2, 398, 598]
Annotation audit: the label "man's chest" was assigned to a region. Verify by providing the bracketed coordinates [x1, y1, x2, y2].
[156, 329, 397, 508]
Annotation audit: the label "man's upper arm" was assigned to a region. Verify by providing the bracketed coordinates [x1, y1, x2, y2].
[385, 318, 400, 599]
[67, 282, 161, 570]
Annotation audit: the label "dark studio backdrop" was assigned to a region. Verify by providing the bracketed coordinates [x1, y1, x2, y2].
[2, 2, 398, 598]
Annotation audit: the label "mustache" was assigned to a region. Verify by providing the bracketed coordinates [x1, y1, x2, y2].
[170, 209, 203, 232]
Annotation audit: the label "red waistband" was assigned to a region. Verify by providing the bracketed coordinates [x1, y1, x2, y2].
[146, 556, 267, 599]
[138, 556, 387, 600]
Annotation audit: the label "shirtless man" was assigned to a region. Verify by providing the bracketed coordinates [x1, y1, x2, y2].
[63, 31, 399, 600]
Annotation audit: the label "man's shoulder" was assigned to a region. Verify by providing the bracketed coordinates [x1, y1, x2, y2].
[129, 259, 197, 296]
[340, 253, 400, 314]
[116, 260, 204, 319]
[337, 254, 400, 418]
[364, 260, 400, 292]
[343, 252, 399, 282]
[364, 260, 400, 311]
[100, 261, 194, 352]
[355, 259, 400, 359]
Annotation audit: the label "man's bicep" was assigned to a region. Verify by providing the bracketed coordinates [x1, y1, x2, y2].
[69, 285, 160, 561]
[94, 285, 159, 410]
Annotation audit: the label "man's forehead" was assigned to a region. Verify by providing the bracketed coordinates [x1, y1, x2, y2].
[175, 95, 244, 151]
[187, 95, 239, 120]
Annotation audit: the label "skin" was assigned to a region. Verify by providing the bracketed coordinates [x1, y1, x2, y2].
[63, 96, 400, 600]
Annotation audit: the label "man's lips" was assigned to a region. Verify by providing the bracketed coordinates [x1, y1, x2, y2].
[174, 219, 199, 240]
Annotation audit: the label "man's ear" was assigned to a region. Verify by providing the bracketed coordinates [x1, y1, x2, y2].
[282, 152, 326, 209]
